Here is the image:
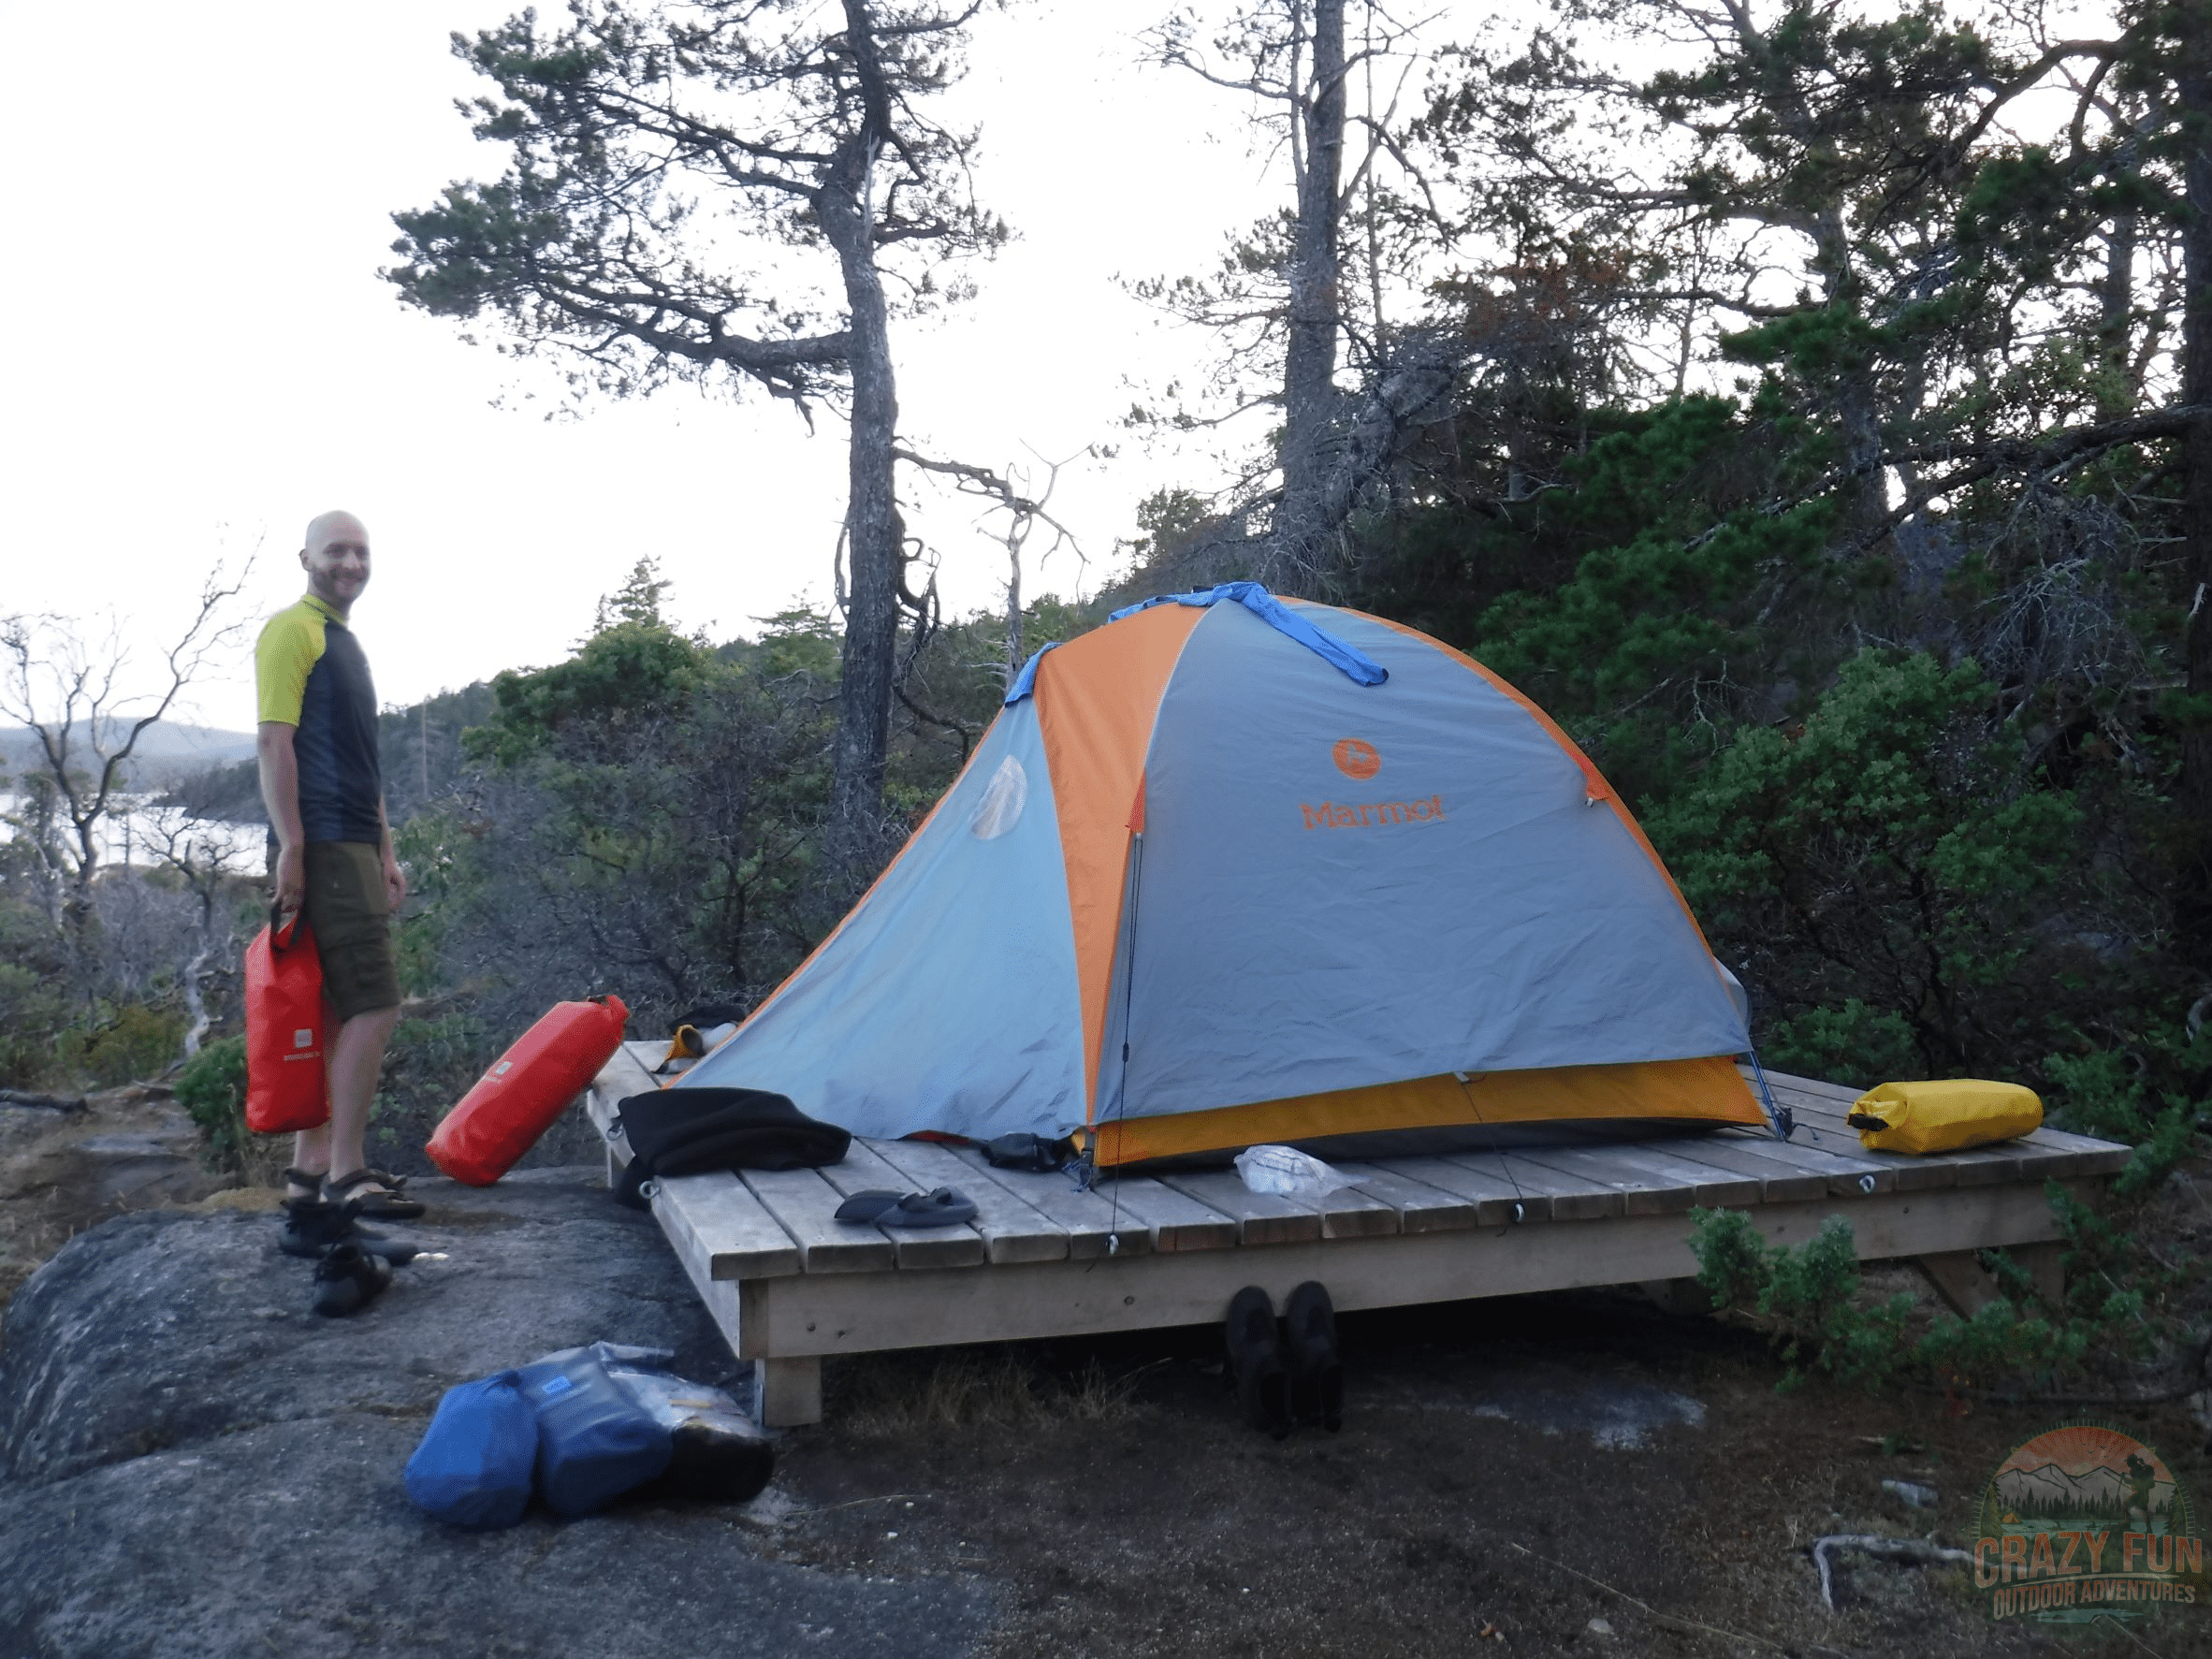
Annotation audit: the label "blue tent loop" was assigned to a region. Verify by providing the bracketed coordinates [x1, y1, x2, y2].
[1111, 582, 1388, 686]
[1004, 641, 1061, 705]
[1006, 583, 1387, 706]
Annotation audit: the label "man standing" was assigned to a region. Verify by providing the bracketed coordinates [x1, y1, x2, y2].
[255, 509, 423, 1221]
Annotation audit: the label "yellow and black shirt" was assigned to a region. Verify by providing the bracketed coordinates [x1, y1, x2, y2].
[255, 594, 384, 845]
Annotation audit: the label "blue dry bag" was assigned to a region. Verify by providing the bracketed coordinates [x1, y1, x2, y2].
[404, 1369, 538, 1529]
[516, 1344, 674, 1519]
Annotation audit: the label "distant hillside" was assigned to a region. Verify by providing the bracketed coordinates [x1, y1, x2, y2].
[0, 722, 257, 785]
[6, 686, 497, 826]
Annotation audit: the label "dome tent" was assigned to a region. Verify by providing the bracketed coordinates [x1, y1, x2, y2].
[673, 584, 1763, 1166]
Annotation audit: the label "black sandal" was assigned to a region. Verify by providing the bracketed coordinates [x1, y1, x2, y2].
[283, 1165, 326, 1202]
[322, 1168, 426, 1221]
[279, 1195, 418, 1263]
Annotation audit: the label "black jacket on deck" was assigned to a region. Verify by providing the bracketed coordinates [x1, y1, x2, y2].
[610, 1088, 851, 1208]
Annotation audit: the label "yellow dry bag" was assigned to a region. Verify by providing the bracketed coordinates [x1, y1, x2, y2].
[1845, 1079, 2042, 1155]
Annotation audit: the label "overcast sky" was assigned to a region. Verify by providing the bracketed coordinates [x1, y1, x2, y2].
[0, 0, 1465, 726]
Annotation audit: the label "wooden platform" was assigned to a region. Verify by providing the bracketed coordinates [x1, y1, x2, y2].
[582, 1042, 2130, 1426]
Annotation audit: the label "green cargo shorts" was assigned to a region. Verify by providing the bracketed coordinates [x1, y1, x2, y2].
[302, 840, 401, 1021]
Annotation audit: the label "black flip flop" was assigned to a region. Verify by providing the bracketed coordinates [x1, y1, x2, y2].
[876, 1187, 978, 1229]
[983, 1132, 1075, 1172]
[834, 1189, 906, 1223]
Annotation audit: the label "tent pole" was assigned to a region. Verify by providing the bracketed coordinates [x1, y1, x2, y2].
[1098, 827, 1146, 1254]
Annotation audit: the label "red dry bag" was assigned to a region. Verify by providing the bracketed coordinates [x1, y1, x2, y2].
[244, 907, 328, 1134]
[427, 995, 631, 1186]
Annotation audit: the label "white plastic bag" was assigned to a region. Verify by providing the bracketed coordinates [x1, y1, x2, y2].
[1233, 1142, 1360, 1196]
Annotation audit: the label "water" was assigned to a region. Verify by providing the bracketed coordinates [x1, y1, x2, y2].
[0, 793, 268, 873]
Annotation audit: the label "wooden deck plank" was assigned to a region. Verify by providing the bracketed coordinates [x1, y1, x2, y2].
[1154, 1171, 1326, 1246]
[1711, 1128, 1900, 1197]
[863, 1139, 1071, 1266]
[652, 1170, 801, 1280]
[1776, 1116, 1964, 1191]
[1653, 1138, 1828, 1204]
[2023, 1123, 2133, 1172]
[1583, 1142, 1767, 1207]
[582, 1083, 628, 1168]
[935, 1149, 1155, 1260]
[1371, 1157, 1545, 1227]
[1092, 1175, 1241, 1252]
[1152, 1167, 1403, 1242]
[737, 1166, 897, 1273]
[1757, 1067, 1863, 1104]
[617, 1038, 670, 1084]
[592, 1044, 661, 1166]
[653, 1179, 746, 1356]
[1449, 1149, 1622, 1220]
[1502, 1145, 1700, 1215]
[808, 1141, 987, 1270]
[1303, 1182, 1404, 1239]
[1337, 1164, 1482, 1233]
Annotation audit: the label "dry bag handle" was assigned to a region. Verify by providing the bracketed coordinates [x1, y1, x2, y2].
[268, 900, 305, 953]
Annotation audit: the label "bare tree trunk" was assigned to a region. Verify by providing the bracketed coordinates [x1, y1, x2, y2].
[1004, 529, 1024, 686]
[1807, 202, 1889, 540]
[1271, 0, 1347, 590]
[2176, 14, 2212, 962]
[822, 0, 902, 879]
[2097, 210, 2139, 424]
[182, 943, 214, 1058]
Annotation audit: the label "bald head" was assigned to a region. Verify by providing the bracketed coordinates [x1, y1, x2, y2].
[305, 510, 368, 557]
[299, 510, 372, 617]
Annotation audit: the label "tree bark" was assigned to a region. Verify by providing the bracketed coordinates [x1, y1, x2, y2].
[1271, 0, 1348, 590]
[2176, 7, 2212, 961]
[822, 0, 902, 878]
[1808, 202, 1889, 541]
[2097, 209, 2139, 424]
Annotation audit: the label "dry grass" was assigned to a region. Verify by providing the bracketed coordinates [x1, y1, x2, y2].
[832, 1345, 1158, 1439]
[229, 1129, 293, 1191]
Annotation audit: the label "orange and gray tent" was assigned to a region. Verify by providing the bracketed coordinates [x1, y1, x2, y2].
[674, 584, 1763, 1165]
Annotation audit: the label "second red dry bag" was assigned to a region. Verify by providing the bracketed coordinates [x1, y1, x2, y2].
[426, 994, 630, 1186]
[244, 907, 328, 1134]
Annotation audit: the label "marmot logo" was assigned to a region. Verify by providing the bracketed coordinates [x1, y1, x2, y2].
[1332, 737, 1381, 779]
[1302, 796, 1446, 830]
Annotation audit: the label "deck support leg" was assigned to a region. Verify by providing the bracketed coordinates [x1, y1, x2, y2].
[1919, 1243, 2065, 1317]
[757, 1356, 823, 1428]
[1918, 1250, 1999, 1316]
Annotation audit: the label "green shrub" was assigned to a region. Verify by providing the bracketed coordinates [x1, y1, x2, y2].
[1761, 1000, 1918, 1085]
[0, 961, 73, 1090]
[1690, 1209, 1914, 1391]
[1688, 1191, 2180, 1398]
[1652, 650, 2088, 1079]
[63, 1003, 187, 1087]
[2043, 1047, 2203, 1197]
[175, 1035, 251, 1174]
